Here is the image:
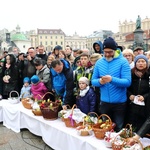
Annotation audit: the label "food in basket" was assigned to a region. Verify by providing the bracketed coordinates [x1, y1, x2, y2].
[32, 100, 42, 116]
[119, 124, 135, 139]
[84, 112, 99, 127]
[76, 125, 92, 136]
[100, 119, 112, 129]
[122, 138, 143, 150]
[92, 114, 114, 139]
[144, 146, 150, 150]
[40, 101, 59, 120]
[104, 130, 117, 148]
[84, 115, 98, 124]
[58, 109, 68, 118]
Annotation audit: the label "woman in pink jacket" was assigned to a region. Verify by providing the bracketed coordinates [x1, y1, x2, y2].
[31, 75, 48, 100]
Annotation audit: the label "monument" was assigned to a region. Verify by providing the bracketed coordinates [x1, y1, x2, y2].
[132, 15, 146, 51]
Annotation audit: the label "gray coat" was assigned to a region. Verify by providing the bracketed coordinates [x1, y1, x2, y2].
[36, 65, 51, 91]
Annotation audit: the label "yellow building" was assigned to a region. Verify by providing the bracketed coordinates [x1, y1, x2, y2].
[36, 29, 65, 52]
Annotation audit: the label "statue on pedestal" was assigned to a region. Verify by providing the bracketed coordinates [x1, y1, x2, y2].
[136, 15, 141, 29]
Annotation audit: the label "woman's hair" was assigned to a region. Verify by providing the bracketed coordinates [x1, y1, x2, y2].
[59, 50, 67, 59]
[122, 49, 134, 61]
[34, 58, 46, 66]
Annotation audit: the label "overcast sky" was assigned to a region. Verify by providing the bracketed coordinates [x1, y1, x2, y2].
[0, 0, 150, 36]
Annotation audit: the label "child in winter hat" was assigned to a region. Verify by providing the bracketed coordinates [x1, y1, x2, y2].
[31, 75, 40, 84]
[20, 77, 31, 99]
[76, 77, 97, 114]
[30, 75, 48, 100]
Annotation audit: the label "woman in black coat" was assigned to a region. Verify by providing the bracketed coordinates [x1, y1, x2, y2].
[2, 54, 19, 99]
[126, 54, 150, 132]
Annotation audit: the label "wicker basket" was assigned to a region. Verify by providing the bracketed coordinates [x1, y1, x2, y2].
[112, 134, 125, 150]
[112, 136, 143, 150]
[112, 124, 141, 150]
[32, 109, 42, 116]
[21, 92, 33, 109]
[8, 91, 20, 104]
[63, 104, 83, 128]
[123, 138, 143, 150]
[21, 98, 33, 109]
[84, 112, 99, 127]
[40, 102, 59, 120]
[59, 105, 71, 122]
[92, 114, 113, 139]
[119, 124, 134, 139]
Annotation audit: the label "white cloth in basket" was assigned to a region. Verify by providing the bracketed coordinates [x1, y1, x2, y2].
[63, 108, 86, 123]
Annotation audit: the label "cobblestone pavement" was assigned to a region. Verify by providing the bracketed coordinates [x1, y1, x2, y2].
[0, 122, 54, 150]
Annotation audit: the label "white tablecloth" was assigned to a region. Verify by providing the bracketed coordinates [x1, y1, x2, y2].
[0, 100, 150, 149]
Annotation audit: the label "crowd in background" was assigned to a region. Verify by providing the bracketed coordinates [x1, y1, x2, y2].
[0, 37, 150, 140]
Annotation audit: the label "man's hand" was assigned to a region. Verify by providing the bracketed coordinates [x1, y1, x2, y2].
[101, 75, 112, 83]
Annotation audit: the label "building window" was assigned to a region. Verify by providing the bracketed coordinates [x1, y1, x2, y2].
[51, 41, 53, 45]
[45, 36, 47, 39]
[51, 36, 52, 39]
[45, 41, 47, 45]
[61, 41, 63, 45]
[40, 36, 42, 39]
[56, 42, 58, 45]
[61, 36, 62, 39]
[40, 42, 42, 45]
[56, 36, 57, 39]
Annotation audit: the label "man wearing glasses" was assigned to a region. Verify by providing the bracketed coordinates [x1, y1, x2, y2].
[91, 37, 131, 132]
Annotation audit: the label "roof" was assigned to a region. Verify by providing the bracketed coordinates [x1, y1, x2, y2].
[11, 33, 28, 41]
[37, 29, 65, 35]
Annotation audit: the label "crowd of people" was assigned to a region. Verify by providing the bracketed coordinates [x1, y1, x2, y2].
[0, 37, 150, 140]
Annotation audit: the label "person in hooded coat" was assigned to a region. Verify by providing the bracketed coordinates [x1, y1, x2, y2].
[93, 41, 103, 54]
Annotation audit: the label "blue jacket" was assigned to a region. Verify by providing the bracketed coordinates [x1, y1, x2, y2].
[93, 41, 103, 54]
[20, 85, 31, 98]
[76, 87, 96, 114]
[50, 59, 74, 106]
[91, 50, 131, 103]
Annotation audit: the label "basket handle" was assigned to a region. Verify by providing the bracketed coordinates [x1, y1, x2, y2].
[87, 112, 99, 118]
[124, 123, 133, 137]
[71, 104, 77, 115]
[65, 104, 71, 109]
[38, 92, 54, 100]
[9, 91, 19, 98]
[98, 114, 112, 125]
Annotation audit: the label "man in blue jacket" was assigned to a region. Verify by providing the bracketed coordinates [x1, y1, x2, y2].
[51, 59, 74, 109]
[91, 37, 131, 131]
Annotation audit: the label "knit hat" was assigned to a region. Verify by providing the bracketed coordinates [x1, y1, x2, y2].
[134, 54, 148, 65]
[79, 77, 89, 86]
[54, 45, 62, 51]
[103, 37, 118, 50]
[31, 75, 40, 84]
[23, 77, 30, 83]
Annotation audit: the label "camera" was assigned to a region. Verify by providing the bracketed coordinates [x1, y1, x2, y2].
[23, 54, 28, 58]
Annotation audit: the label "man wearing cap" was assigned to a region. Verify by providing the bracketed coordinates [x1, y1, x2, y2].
[92, 37, 131, 132]
[133, 46, 144, 56]
[72, 48, 79, 58]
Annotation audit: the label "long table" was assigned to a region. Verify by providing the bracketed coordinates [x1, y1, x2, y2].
[0, 100, 110, 150]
